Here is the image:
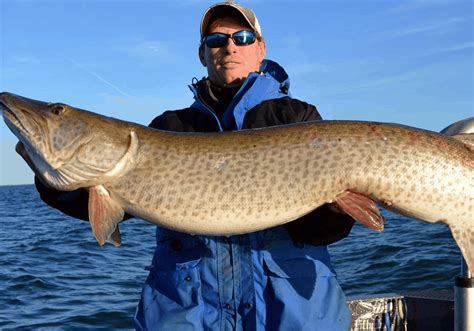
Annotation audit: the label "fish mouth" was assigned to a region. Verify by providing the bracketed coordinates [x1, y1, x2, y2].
[2, 106, 28, 136]
[0, 93, 52, 173]
[1, 93, 44, 142]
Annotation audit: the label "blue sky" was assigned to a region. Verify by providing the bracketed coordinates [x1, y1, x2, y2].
[1, 0, 473, 185]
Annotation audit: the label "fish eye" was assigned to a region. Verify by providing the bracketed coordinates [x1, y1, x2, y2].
[51, 104, 66, 116]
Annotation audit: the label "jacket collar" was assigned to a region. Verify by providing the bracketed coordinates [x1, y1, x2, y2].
[189, 59, 291, 131]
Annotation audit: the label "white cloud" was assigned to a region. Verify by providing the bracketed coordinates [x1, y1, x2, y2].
[286, 62, 334, 77]
[115, 39, 182, 62]
[12, 55, 40, 64]
[325, 71, 419, 97]
[391, 17, 465, 37]
[422, 41, 474, 56]
[70, 59, 131, 97]
[174, 0, 210, 7]
[386, 0, 453, 14]
[128, 41, 173, 58]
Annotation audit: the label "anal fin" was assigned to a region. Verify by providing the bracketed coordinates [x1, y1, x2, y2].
[449, 224, 474, 275]
[335, 190, 385, 231]
[88, 185, 124, 246]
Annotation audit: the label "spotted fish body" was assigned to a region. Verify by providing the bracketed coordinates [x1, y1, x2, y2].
[1, 92, 473, 274]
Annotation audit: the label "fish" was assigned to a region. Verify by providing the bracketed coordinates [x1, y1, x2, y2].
[1, 92, 473, 274]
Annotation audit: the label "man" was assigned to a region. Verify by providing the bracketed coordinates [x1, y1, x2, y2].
[25, 2, 355, 330]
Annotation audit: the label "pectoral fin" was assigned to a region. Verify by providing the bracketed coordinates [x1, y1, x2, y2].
[335, 190, 385, 231]
[449, 224, 474, 275]
[88, 185, 124, 246]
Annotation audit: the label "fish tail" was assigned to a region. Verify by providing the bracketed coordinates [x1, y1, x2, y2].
[449, 224, 474, 275]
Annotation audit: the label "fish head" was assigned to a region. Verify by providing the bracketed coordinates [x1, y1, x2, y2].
[1, 92, 137, 191]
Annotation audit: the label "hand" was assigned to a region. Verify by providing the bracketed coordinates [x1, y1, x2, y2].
[15, 141, 50, 188]
[327, 203, 346, 214]
[16, 141, 35, 171]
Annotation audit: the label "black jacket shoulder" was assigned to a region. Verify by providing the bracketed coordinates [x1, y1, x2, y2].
[149, 96, 321, 131]
[243, 96, 321, 129]
[149, 108, 220, 132]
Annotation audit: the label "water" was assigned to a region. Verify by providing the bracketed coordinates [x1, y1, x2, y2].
[0, 185, 461, 329]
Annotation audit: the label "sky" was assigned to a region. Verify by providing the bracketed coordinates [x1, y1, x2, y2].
[0, 0, 473, 186]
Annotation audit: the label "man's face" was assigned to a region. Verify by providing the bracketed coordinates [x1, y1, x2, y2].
[200, 16, 266, 87]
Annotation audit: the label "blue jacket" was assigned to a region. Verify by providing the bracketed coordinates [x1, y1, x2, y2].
[134, 60, 352, 330]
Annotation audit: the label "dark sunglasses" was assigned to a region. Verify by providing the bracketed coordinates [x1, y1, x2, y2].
[202, 30, 257, 48]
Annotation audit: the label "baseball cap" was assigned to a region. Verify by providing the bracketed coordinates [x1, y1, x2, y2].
[200, 1, 262, 38]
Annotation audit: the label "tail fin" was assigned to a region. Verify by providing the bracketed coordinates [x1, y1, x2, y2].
[449, 224, 474, 275]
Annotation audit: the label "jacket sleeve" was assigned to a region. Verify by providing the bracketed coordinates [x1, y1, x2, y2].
[35, 176, 90, 222]
[35, 177, 135, 222]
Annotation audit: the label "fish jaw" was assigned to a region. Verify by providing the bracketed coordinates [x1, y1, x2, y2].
[1, 92, 91, 188]
[0, 92, 138, 191]
[1, 93, 68, 185]
[1, 93, 50, 163]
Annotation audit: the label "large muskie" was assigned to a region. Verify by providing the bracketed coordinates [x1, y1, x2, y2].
[1, 92, 473, 273]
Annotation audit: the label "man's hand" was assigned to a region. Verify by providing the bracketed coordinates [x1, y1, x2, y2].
[16, 141, 35, 171]
[15, 141, 50, 188]
[327, 203, 346, 214]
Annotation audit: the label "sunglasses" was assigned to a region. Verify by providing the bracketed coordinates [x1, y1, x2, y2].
[202, 30, 257, 48]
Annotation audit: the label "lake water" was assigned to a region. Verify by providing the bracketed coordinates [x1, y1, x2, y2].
[0, 185, 461, 329]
